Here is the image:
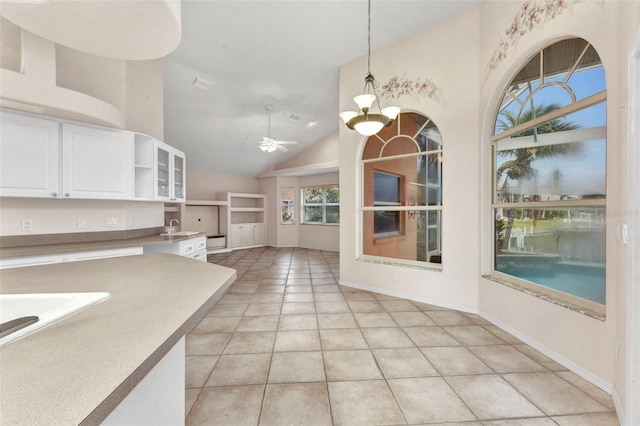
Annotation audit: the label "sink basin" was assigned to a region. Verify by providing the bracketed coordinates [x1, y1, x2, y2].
[160, 231, 200, 237]
[0, 292, 110, 347]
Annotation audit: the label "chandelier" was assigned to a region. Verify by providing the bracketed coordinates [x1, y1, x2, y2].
[339, 0, 400, 136]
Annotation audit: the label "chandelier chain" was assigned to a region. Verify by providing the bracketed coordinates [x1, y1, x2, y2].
[367, 0, 371, 75]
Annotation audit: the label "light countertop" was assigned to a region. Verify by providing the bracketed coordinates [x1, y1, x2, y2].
[0, 254, 236, 425]
[0, 231, 206, 259]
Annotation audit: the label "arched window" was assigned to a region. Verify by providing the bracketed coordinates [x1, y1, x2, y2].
[491, 38, 606, 312]
[361, 112, 443, 267]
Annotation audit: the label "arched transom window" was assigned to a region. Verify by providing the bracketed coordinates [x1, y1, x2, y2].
[361, 112, 443, 267]
[491, 37, 607, 313]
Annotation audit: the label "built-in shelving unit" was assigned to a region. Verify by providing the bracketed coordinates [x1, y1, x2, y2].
[217, 192, 267, 249]
[134, 133, 155, 200]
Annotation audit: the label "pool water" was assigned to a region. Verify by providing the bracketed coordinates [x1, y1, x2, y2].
[496, 260, 605, 304]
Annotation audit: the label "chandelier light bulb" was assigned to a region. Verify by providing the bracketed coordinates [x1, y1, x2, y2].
[354, 120, 384, 136]
[354, 94, 376, 110]
[382, 106, 401, 120]
[339, 111, 358, 124]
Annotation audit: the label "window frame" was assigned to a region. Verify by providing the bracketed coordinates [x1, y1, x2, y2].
[280, 186, 295, 225]
[359, 112, 443, 269]
[301, 185, 340, 225]
[489, 37, 607, 316]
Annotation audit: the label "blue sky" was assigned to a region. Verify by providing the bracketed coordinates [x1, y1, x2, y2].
[496, 66, 607, 197]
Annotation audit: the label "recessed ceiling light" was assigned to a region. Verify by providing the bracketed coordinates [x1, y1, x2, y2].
[307, 120, 317, 127]
[192, 77, 212, 91]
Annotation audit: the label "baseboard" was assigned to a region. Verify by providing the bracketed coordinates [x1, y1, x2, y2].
[273, 244, 339, 253]
[611, 386, 625, 426]
[338, 279, 478, 315]
[480, 310, 614, 394]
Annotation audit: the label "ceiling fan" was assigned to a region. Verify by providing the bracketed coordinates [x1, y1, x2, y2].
[258, 105, 298, 153]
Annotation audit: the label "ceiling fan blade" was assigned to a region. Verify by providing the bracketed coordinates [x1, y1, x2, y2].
[277, 145, 290, 152]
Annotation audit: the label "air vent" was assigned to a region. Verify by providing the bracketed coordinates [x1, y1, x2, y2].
[288, 113, 301, 121]
[192, 77, 213, 91]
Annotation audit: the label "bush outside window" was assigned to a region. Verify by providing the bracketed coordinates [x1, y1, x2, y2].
[491, 37, 606, 313]
[302, 186, 339, 224]
[361, 112, 443, 267]
[281, 187, 295, 224]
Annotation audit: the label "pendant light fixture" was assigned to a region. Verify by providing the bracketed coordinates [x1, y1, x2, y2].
[339, 0, 400, 136]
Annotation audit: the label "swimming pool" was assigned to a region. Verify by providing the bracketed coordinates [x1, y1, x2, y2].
[495, 258, 605, 304]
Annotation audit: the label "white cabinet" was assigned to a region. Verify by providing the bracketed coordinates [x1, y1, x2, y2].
[0, 109, 185, 203]
[230, 223, 265, 248]
[155, 141, 185, 203]
[143, 235, 207, 262]
[0, 246, 143, 269]
[134, 134, 187, 203]
[0, 110, 134, 200]
[254, 223, 265, 245]
[62, 124, 134, 200]
[218, 192, 266, 250]
[0, 111, 60, 198]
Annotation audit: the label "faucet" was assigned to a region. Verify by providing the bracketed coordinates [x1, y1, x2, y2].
[166, 219, 179, 234]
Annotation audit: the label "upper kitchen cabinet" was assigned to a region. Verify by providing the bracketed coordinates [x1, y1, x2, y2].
[155, 141, 185, 203]
[0, 109, 185, 202]
[62, 123, 134, 200]
[0, 111, 60, 198]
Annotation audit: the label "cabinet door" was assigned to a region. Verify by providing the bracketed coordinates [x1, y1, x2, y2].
[62, 124, 133, 200]
[0, 112, 60, 198]
[155, 143, 172, 201]
[240, 226, 254, 246]
[172, 149, 185, 202]
[0, 255, 63, 269]
[254, 223, 265, 245]
[230, 224, 243, 247]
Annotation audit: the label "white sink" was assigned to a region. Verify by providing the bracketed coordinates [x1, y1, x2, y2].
[0, 292, 111, 347]
[160, 231, 200, 237]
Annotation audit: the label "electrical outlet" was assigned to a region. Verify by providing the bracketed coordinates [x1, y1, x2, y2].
[622, 224, 628, 244]
[105, 216, 119, 228]
[392, 273, 397, 282]
[77, 218, 87, 229]
[22, 219, 33, 231]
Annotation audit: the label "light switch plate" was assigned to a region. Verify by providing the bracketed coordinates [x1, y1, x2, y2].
[22, 219, 33, 231]
[105, 217, 119, 228]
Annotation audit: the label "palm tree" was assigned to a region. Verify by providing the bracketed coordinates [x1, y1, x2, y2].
[496, 103, 581, 251]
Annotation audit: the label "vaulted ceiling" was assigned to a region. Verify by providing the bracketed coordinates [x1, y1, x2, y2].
[163, 1, 483, 177]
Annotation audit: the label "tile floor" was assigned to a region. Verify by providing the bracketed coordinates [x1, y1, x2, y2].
[185, 247, 619, 425]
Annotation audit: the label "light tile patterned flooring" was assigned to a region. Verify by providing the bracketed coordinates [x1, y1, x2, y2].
[185, 247, 619, 425]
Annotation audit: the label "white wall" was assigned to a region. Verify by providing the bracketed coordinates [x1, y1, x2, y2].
[0, 198, 163, 236]
[186, 170, 260, 200]
[339, 0, 637, 417]
[340, 7, 481, 311]
[478, 0, 636, 409]
[275, 130, 339, 171]
[257, 172, 339, 252]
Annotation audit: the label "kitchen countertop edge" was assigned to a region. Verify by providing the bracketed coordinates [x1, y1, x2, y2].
[0, 254, 237, 425]
[0, 231, 207, 259]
